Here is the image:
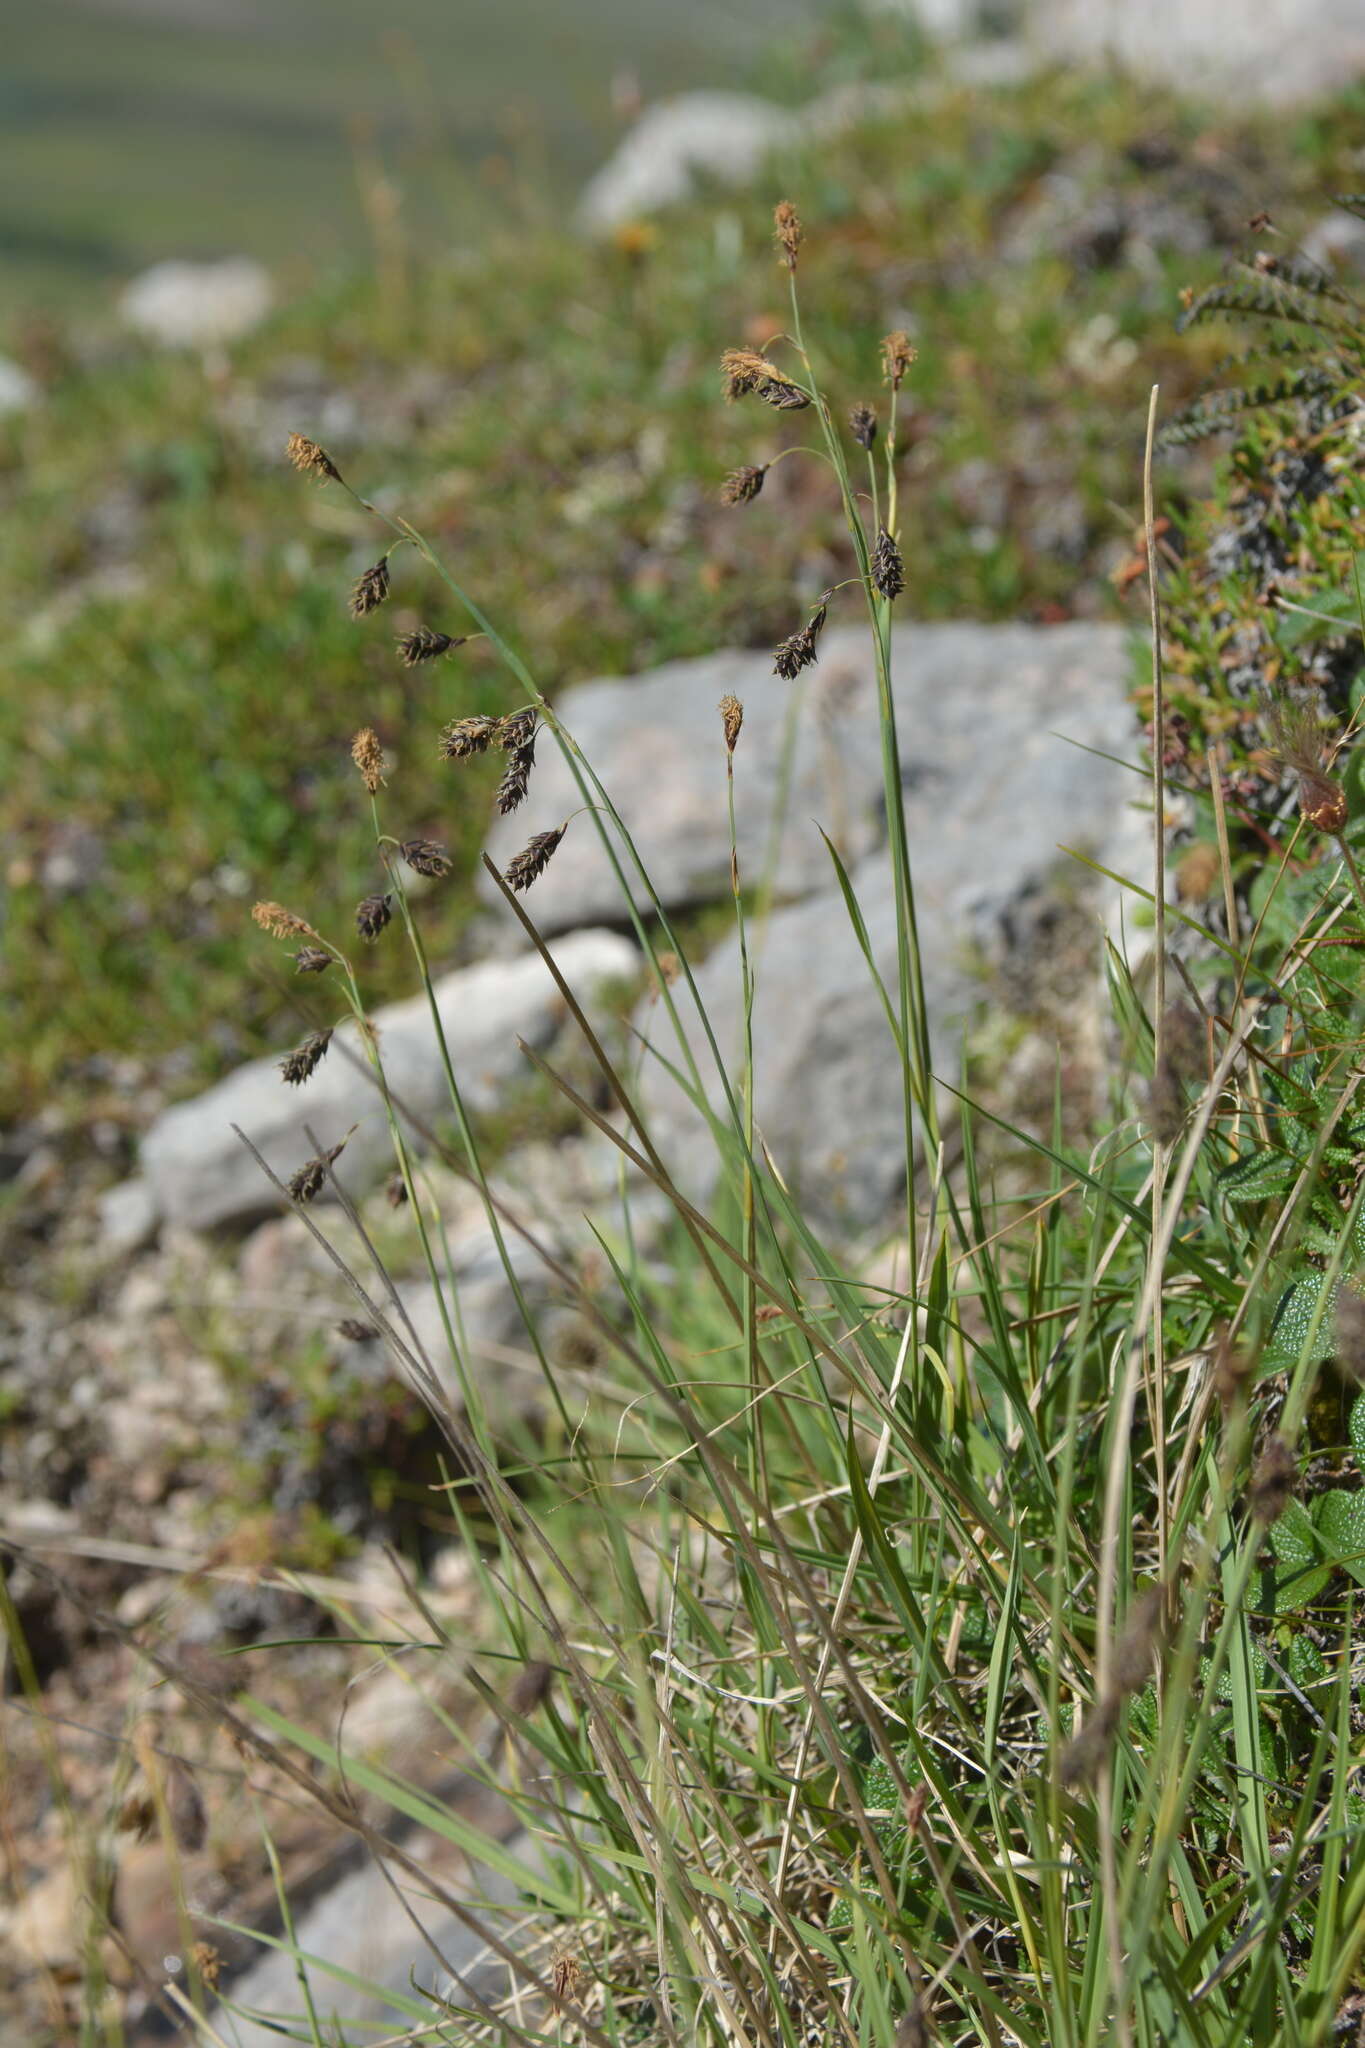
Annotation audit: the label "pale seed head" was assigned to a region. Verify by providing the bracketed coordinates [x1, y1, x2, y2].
[880, 331, 917, 389]
[720, 347, 810, 411]
[252, 901, 315, 941]
[773, 200, 803, 269]
[351, 726, 386, 794]
[286, 432, 343, 484]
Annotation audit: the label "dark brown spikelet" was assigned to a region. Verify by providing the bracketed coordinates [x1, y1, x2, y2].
[286, 432, 343, 484]
[350, 726, 386, 794]
[440, 714, 502, 760]
[505, 824, 567, 893]
[1250, 1434, 1297, 1523]
[507, 1657, 555, 1719]
[117, 1790, 156, 1839]
[337, 1318, 379, 1342]
[1148, 1001, 1207, 1145]
[252, 901, 314, 941]
[880, 330, 917, 389]
[400, 837, 452, 878]
[1112, 1584, 1167, 1696]
[772, 596, 829, 680]
[279, 1028, 333, 1086]
[872, 526, 904, 601]
[719, 694, 743, 753]
[720, 463, 768, 506]
[288, 1137, 348, 1204]
[894, 2001, 929, 2048]
[349, 557, 390, 618]
[1335, 1284, 1365, 1383]
[849, 403, 878, 449]
[293, 946, 333, 974]
[496, 743, 536, 816]
[165, 1757, 207, 1853]
[1058, 1697, 1120, 1789]
[497, 708, 537, 751]
[355, 891, 393, 940]
[397, 626, 466, 666]
[773, 200, 803, 269]
[1211, 1328, 1253, 1413]
[385, 1171, 409, 1208]
[720, 347, 810, 411]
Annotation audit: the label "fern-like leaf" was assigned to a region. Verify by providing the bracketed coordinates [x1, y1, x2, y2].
[1160, 368, 1339, 447]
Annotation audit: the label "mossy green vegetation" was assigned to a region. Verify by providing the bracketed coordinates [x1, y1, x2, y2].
[5, 46, 1363, 1122]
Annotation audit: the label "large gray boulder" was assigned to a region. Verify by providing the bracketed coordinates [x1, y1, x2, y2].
[482, 621, 1130, 935]
[624, 621, 1147, 1231]
[140, 931, 638, 1231]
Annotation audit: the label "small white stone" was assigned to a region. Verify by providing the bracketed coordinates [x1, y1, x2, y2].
[119, 258, 272, 349]
[97, 1177, 160, 1256]
[0, 356, 38, 416]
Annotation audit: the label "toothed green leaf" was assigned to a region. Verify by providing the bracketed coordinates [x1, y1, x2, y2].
[1312, 1489, 1365, 1588]
[1218, 1150, 1299, 1204]
[1264, 1499, 1333, 1612]
[1266, 1270, 1339, 1366]
[1350, 1390, 1365, 1462]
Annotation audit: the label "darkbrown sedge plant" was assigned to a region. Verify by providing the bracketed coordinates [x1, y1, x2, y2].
[205, 205, 1365, 2048]
[231, 202, 964, 2044]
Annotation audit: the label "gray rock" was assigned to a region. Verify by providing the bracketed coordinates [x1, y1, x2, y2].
[483, 633, 890, 932]
[393, 1137, 669, 1422]
[140, 930, 638, 1231]
[482, 621, 1129, 938]
[578, 92, 796, 230]
[95, 1176, 159, 1257]
[118, 257, 272, 349]
[627, 621, 1146, 1230]
[398, 1229, 552, 1424]
[1025, 0, 1364, 105]
[211, 1827, 539, 2046]
[576, 53, 1043, 234]
[1302, 209, 1365, 277]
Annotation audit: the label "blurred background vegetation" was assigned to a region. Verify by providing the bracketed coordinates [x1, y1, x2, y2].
[2, 4, 1363, 1137]
[5, 0, 820, 308]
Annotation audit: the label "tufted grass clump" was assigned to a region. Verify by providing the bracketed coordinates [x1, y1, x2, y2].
[9, 182, 1365, 2047]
